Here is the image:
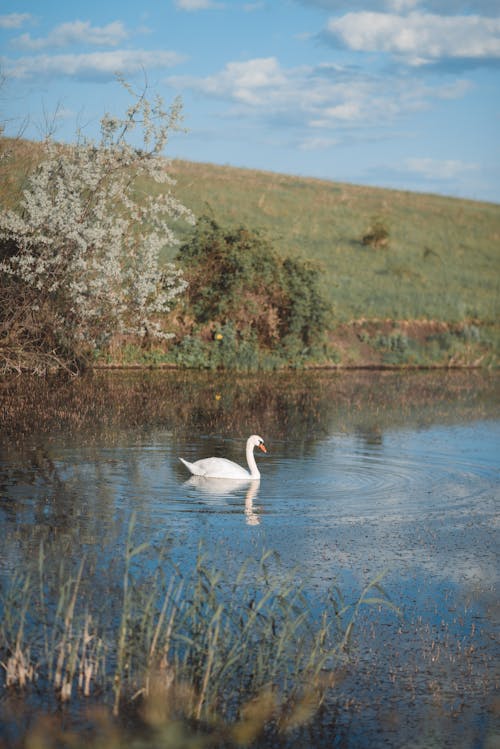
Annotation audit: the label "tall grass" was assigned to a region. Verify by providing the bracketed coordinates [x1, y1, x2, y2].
[0, 516, 395, 743]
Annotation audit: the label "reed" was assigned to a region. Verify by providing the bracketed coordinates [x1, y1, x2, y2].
[0, 521, 396, 743]
[0, 572, 35, 688]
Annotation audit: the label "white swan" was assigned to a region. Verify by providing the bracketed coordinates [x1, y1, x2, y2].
[179, 435, 267, 480]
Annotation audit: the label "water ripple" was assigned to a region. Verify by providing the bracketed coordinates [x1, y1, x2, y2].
[258, 427, 499, 524]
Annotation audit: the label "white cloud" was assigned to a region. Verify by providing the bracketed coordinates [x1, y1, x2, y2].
[5, 50, 186, 81]
[299, 135, 339, 150]
[324, 12, 500, 66]
[167, 56, 471, 131]
[404, 157, 479, 180]
[13, 20, 129, 50]
[174, 0, 224, 9]
[436, 79, 472, 99]
[322, 102, 362, 120]
[386, 0, 419, 10]
[300, 0, 500, 16]
[0, 13, 33, 29]
[170, 57, 287, 105]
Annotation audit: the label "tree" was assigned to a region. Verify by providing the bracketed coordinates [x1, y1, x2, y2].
[0, 78, 193, 372]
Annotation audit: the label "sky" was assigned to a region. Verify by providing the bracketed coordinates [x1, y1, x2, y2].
[1, 0, 499, 203]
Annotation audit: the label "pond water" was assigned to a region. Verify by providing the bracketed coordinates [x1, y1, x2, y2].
[1, 369, 499, 748]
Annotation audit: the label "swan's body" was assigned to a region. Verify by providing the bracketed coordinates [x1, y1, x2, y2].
[180, 435, 266, 480]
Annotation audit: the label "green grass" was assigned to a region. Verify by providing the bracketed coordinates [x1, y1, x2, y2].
[3, 138, 499, 369]
[164, 160, 500, 324]
[3, 139, 499, 326]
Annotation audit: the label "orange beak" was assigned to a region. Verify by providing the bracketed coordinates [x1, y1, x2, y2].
[259, 443, 267, 453]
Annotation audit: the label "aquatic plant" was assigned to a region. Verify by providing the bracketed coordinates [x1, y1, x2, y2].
[0, 519, 395, 744]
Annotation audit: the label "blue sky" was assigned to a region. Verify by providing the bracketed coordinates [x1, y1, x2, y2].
[1, 0, 499, 203]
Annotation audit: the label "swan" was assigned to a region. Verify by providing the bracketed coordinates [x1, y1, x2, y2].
[179, 435, 267, 480]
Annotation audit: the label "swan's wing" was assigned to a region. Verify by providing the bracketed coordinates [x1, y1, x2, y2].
[179, 457, 206, 476]
[180, 456, 251, 479]
[194, 457, 250, 479]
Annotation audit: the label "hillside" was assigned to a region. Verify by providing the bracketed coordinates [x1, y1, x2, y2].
[167, 160, 500, 326]
[2, 138, 499, 369]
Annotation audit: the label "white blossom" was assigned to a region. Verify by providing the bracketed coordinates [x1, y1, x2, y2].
[0, 79, 194, 354]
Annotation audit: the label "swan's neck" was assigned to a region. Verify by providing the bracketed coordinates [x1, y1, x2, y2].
[246, 441, 260, 479]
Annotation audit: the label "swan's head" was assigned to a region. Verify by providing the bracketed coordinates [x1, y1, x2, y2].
[248, 434, 267, 453]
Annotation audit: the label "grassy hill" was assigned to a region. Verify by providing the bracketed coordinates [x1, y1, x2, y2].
[167, 160, 500, 326]
[2, 138, 499, 368]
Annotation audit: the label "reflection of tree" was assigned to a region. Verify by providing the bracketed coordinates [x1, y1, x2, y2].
[0, 444, 68, 528]
[354, 427, 383, 449]
[2, 370, 497, 449]
[0, 441, 163, 587]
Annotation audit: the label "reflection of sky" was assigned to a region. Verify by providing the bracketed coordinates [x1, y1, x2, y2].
[3, 419, 497, 594]
[261, 422, 500, 594]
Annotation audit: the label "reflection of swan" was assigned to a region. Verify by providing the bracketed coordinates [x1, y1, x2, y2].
[185, 476, 252, 495]
[185, 476, 262, 526]
[244, 480, 261, 526]
[179, 435, 267, 480]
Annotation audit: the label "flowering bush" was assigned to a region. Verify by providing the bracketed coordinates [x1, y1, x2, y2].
[0, 79, 193, 371]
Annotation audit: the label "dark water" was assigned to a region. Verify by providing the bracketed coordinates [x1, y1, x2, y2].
[1, 370, 499, 747]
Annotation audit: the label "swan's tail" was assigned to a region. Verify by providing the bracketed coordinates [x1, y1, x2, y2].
[179, 457, 205, 476]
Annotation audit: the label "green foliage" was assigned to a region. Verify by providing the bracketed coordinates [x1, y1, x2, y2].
[168, 216, 331, 369]
[356, 323, 492, 367]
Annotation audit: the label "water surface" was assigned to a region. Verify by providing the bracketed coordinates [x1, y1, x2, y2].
[1, 370, 499, 747]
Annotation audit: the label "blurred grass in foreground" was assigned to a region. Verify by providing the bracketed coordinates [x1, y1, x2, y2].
[0, 517, 395, 747]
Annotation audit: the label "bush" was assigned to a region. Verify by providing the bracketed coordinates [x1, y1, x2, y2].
[0, 79, 193, 373]
[362, 215, 390, 249]
[170, 216, 331, 369]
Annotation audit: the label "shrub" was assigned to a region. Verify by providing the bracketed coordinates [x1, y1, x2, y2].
[362, 215, 390, 249]
[170, 216, 331, 368]
[0, 79, 193, 372]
